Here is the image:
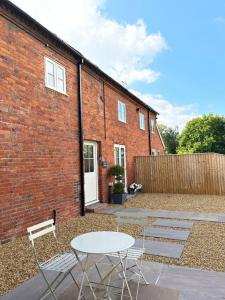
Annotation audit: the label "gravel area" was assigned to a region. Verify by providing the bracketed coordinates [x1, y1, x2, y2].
[1, 193, 225, 296]
[126, 193, 225, 213]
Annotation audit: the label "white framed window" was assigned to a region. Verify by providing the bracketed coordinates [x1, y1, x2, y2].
[151, 119, 155, 133]
[139, 112, 145, 130]
[118, 101, 126, 123]
[45, 57, 66, 94]
[151, 149, 157, 156]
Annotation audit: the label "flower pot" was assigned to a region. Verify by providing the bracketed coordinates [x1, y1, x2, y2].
[112, 193, 127, 204]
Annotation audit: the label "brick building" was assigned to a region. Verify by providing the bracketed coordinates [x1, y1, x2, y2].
[0, 0, 164, 243]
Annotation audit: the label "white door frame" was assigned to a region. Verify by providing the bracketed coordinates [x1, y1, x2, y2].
[84, 141, 99, 206]
[114, 144, 127, 191]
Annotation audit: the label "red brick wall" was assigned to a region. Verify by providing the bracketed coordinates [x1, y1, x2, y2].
[0, 16, 81, 243]
[149, 112, 165, 155]
[82, 68, 152, 202]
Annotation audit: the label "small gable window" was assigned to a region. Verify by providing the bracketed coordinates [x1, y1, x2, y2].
[151, 119, 155, 133]
[139, 112, 145, 130]
[118, 101, 126, 123]
[45, 57, 66, 94]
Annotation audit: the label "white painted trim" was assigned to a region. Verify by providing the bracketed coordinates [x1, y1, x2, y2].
[84, 141, 99, 205]
[118, 100, 127, 123]
[114, 144, 127, 191]
[139, 112, 145, 130]
[44, 57, 67, 95]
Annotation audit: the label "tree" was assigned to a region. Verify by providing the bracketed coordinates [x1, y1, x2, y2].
[178, 114, 225, 154]
[158, 124, 179, 154]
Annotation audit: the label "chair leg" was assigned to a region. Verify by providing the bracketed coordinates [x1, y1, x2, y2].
[135, 261, 149, 285]
[118, 254, 133, 300]
[39, 270, 58, 300]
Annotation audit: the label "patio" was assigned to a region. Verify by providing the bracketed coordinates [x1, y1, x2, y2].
[3, 255, 225, 300]
[2, 193, 225, 299]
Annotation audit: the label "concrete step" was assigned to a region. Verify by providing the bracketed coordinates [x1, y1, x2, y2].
[85, 202, 108, 213]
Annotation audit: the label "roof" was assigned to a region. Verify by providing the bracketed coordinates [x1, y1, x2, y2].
[1, 0, 159, 114]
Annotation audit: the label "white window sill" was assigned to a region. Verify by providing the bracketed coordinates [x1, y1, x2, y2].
[118, 119, 127, 124]
[45, 85, 68, 96]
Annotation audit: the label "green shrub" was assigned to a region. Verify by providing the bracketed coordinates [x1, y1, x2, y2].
[109, 165, 124, 177]
[113, 181, 124, 194]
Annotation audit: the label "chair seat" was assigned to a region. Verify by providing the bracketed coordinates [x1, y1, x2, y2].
[40, 252, 83, 273]
[107, 247, 145, 261]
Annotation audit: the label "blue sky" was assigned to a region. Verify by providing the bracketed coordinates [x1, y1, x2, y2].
[106, 0, 225, 116]
[11, 0, 225, 128]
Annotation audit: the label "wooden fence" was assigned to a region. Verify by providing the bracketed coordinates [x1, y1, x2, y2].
[135, 153, 225, 195]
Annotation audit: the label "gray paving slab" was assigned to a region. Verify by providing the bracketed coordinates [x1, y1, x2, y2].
[147, 209, 225, 222]
[143, 226, 190, 241]
[180, 290, 224, 300]
[135, 239, 184, 258]
[97, 207, 122, 214]
[156, 262, 225, 299]
[152, 219, 193, 229]
[3, 258, 225, 300]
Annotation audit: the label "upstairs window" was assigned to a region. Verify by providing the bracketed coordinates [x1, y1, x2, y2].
[118, 101, 126, 123]
[151, 119, 155, 133]
[139, 112, 145, 130]
[45, 57, 66, 94]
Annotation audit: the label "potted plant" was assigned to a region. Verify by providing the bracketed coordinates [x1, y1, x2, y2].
[109, 165, 127, 204]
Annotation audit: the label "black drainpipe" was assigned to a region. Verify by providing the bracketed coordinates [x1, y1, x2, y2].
[148, 110, 152, 155]
[77, 58, 85, 216]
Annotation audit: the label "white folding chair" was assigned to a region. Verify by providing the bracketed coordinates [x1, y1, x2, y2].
[106, 212, 149, 299]
[27, 219, 84, 300]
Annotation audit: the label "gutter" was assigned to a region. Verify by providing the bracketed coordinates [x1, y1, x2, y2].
[77, 58, 85, 216]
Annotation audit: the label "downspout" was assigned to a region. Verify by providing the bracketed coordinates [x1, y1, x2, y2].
[77, 58, 85, 216]
[148, 109, 152, 155]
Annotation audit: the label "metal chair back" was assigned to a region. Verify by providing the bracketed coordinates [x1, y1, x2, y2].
[115, 212, 148, 248]
[27, 219, 60, 264]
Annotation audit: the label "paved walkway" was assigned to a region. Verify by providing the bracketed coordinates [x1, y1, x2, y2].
[98, 207, 225, 222]
[2, 257, 225, 300]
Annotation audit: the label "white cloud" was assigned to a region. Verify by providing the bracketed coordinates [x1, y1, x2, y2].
[11, 0, 197, 129]
[214, 16, 225, 24]
[11, 0, 167, 85]
[131, 90, 198, 130]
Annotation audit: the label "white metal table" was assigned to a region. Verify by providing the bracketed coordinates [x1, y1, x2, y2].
[71, 231, 135, 300]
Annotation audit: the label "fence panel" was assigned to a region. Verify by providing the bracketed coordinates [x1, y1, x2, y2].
[135, 153, 225, 195]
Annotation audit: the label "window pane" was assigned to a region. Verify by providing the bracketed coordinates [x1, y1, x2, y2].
[123, 104, 126, 122]
[118, 101, 126, 122]
[89, 159, 94, 172]
[57, 66, 64, 80]
[88, 145, 94, 158]
[84, 145, 88, 158]
[57, 78, 64, 92]
[47, 61, 54, 75]
[121, 148, 125, 167]
[56, 66, 65, 92]
[46, 60, 55, 88]
[84, 159, 89, 172]
[115, 147, 120, 164]
[140, 113, 144, 129]
[151, 120, 155, 132]
[47, 74, 55, 88]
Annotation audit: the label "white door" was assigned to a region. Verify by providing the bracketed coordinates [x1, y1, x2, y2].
[84, 141, 98, 205]
[114, 144, 127, 191]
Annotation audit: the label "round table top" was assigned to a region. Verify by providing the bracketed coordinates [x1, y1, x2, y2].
[70, 231, 135, 254]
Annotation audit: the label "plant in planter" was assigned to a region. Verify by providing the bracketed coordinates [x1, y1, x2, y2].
[109, 165, 127, 204]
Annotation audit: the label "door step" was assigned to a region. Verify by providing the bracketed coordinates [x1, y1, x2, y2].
[85, 203, 109, 213]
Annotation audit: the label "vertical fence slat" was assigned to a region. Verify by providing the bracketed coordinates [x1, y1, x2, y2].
[135, 153, 225, 195]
